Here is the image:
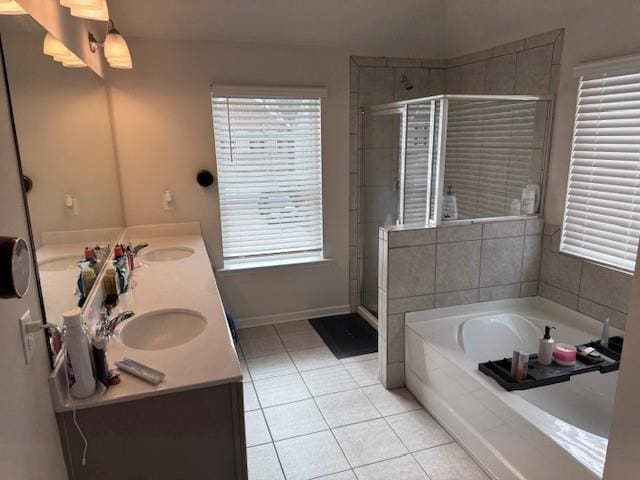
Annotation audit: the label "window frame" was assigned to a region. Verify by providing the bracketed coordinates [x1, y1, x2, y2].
[559, 54, 640, 274]
[211, 85, 328, 271]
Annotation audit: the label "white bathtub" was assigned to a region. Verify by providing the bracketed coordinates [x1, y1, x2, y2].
[405, 297, 621, 480]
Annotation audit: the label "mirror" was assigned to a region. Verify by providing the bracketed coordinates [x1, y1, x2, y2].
[0, 16, 124, 328]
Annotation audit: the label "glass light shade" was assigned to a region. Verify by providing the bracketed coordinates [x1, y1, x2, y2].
[104, 31, 132, 68]
[0, 0, 27, 15]
[43, 33, 71, 57]
[43, 34, 86, 68]
[69, 0, 108, 21]
[60, 0, 102, 8]
[108, 58, 132, 69]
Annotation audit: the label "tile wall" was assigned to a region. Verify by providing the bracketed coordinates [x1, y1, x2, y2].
[539, 225, 633, 330]
[349, 29, 565, 313]
[378, 218, 544, 387]
[349, 56, 447, 311]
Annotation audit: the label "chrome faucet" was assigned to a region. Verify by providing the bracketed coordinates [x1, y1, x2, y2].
[132, 243, 149, 256]
[97, 310, 135, 337]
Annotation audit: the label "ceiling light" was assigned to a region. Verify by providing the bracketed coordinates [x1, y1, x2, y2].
[43, 33, 87, 68]
[88, 20, 133, 70]
[0, 0, 27, 15]
[61, 0, 109, 21]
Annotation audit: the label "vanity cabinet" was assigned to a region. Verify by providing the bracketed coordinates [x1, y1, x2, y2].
[56, 382, 246, 480]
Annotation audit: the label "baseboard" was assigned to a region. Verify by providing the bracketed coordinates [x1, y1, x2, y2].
[236, 304, 351, 329]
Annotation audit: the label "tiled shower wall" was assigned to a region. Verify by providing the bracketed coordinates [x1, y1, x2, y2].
[349, 28, 565, 312]
[378, 218, 544, 388]
[539, 225, 633, 330]
[349, 56, 447, 310]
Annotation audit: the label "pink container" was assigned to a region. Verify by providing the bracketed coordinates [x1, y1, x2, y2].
[553, 343, 577, 366]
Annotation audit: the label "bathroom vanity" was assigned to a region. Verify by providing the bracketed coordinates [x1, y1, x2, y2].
[49, 223, 246, 480]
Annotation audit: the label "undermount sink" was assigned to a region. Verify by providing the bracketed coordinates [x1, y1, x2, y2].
[116, 309, 206, 350]
[38, 255, 80, 272]
[142, 246, 194, 262]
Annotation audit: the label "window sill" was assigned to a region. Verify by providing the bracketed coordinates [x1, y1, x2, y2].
[216, 257, 333, 275]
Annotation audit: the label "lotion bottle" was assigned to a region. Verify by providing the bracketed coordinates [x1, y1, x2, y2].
[538, 325, 556, 365]
[63, 308, 96, 399]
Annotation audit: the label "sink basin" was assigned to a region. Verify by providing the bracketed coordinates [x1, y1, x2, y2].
[117, 309, 206, 350]
[142, 247, 194, 262]
[38, 255, 80, 272]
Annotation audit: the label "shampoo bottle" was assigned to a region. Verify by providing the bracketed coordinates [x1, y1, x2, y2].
[63, 308, 96, 399]
[538, 326, 556, 365]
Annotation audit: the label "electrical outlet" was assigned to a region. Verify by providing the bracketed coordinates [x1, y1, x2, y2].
[19, 310, 34, 364]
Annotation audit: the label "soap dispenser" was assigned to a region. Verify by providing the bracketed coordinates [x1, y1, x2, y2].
[538, 326, 556, 365]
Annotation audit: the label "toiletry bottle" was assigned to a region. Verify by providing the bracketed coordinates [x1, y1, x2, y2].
[92, 334, 110, 388]
[442, 185, 458, 220]
[601, 318, 610, 348]
[63, 308, 96, 399]
[538, 326, 556, 365]
[521, 183, 540, 215]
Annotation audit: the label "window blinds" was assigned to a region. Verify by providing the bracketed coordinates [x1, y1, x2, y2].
[444, 100, 540, 219]
[403, 104, 432, 224]
[560, 67, 640, 272]
[211, 91, 324, 267]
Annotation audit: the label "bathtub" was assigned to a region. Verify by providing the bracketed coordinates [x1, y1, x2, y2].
[405, 297, 621, 480]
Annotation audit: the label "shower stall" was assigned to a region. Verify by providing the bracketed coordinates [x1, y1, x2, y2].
[358, 95, 553, 317]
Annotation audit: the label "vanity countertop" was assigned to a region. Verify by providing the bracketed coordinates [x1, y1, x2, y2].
[49, 225, 242, 412]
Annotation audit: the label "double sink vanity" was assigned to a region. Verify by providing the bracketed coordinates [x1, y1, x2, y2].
[48, 223, 246, 480]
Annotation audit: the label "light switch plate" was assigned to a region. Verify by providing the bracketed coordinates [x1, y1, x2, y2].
[19, 310, 33, 365]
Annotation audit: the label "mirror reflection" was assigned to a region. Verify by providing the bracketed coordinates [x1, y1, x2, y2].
[0, 16, 124, 325]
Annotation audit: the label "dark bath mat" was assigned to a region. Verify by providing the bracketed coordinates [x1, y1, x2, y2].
[309, 313, 377, 359]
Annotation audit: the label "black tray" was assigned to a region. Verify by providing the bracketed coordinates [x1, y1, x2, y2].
[479, 340, 621, 392]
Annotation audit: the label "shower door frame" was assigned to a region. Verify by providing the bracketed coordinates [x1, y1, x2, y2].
[357, 94, 555, 322]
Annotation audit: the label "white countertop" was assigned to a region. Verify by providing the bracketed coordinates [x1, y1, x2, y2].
[50, 225, 242, 412]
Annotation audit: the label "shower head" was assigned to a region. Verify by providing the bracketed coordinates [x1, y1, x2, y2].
[400, 74, 414, 91]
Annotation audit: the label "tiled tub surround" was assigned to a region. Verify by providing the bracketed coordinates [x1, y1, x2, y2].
[238, 320, 491, 480]
[349, 28, 564, 311]
[377, 218, 544, 387]
[539, 224, 633, 330]
[405, 298, 621, 480]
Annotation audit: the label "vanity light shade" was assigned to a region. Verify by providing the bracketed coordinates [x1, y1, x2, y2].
[60, 0, 102, 8]
[43, 33, 87, 68]
[0, 0, 27, 15]
[63, 0, 109, 21]
[104, 29, 132, 69]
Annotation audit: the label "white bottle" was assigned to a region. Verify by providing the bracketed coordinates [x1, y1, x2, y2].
[442, 185, 458, 220]
[538, 325, 556, 365]
[521, 183, 540, 215]
[63, 308, 96, 399]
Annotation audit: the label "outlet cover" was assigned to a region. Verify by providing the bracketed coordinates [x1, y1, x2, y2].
[19, 310, 33, 364]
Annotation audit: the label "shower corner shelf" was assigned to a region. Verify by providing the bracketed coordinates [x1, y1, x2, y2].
[478, 336, 623, 392]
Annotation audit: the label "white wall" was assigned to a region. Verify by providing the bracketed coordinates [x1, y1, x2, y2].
[3, 31, 124, 248]
[107, 37, 350, 321]
[444, 0, 640, 225]
[0, 38, 67, 480]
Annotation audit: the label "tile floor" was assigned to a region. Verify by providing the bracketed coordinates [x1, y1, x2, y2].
[238, 320, 490, 480]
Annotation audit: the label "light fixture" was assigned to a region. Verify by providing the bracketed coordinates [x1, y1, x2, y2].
[88, 20, 133, 69]
[0, 0, 27, 15]
[60, 0, 109, 21]
[43, 33, 87, 68]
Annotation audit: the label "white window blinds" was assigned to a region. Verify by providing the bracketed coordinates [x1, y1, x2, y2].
[561, 60, 640, 272]
[211, 87, 325, 267]
[444, 100, 542, 219]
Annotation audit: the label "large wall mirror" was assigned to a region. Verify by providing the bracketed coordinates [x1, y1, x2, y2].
[0, 16, 123, 336]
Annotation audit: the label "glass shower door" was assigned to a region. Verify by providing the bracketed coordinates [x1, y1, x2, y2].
[360, 107, 405, 315]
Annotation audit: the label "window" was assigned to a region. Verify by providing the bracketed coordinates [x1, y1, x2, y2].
[561, 55, 640, 272]
[211, 86, 326, 269]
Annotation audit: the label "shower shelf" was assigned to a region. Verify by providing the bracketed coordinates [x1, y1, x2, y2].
[478, 337, 623, 392]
